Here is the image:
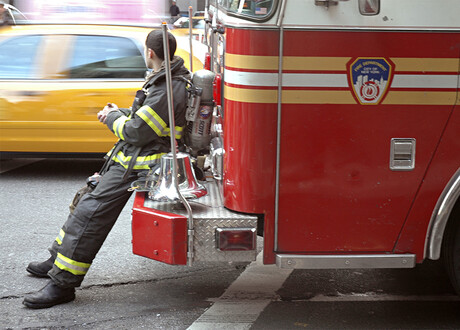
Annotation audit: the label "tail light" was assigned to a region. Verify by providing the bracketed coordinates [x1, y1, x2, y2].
[204, 52, 211, 70]
[216, 228, 256, 251]
[213, 73, 222, 106]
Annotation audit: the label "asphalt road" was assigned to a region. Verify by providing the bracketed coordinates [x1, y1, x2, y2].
[1, 158, 460, 329]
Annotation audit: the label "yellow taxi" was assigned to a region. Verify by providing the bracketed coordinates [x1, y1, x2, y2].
[0, 24, 203, 157]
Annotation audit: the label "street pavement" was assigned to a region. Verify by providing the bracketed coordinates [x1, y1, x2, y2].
[1, 158, 460, 329]
[0, 158, 248, 329]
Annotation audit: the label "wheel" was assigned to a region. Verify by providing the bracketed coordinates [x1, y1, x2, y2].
[442, 202, 460, 295]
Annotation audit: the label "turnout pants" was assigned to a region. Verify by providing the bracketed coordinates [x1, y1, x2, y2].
[48, 164, 139, 288]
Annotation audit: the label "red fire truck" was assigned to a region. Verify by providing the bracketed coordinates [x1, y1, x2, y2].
[131, 0, 460, 294]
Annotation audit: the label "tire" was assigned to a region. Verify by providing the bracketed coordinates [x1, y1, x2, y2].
[442, 202, 460, 295]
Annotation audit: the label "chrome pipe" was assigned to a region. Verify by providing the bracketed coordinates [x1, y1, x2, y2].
[162, 23, 177, 163]
[204, 0, 209, 49]
[161, 23, 194, 266]
[188, 6, 194, 72]
[274, 0, 287, 250]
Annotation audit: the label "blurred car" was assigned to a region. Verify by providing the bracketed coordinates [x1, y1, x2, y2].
[172, 16, 205, 40]
[0, 24, 203, 157]
[0, 2, 27, 25]
[193, 11, 206, 17]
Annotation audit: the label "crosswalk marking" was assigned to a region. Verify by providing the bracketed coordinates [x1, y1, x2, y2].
[188, 252, 293, 329]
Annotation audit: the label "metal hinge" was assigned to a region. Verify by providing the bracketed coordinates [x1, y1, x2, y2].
[187, 229, 194, 265]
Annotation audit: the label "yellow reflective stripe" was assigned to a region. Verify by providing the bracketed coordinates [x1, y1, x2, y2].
[226, 53, 278, 70]
[55, 229, 65, 245]
[163, 125, 185, 139]
[382, 91, 457, 105]
[55, 253, 91, 276]
[111, 151, 166, 170]
[111, 152, 132, 168]
[136, 106, 184, 138]
[133, 153, 165, 169]
[391, 57, 458, 72]
[284, 56, 350, 71]
[137, 106, 167, 137]
[112, 116, 129, 140]
[225, 85, 278, 104]
[175, 126, 184, 139]
[227, 55, 459, 73]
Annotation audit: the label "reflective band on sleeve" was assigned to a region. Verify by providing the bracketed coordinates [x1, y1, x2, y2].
[174, 125, 184, 139]
[163, 125, 184, 139]
[112, 116, 129, 140]
[55, 229, 65, 245]
[137, 106, 168, 137]
[55, 253, 91, 276]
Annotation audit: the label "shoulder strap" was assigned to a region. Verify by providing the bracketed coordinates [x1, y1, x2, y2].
[99, 140, 124, 175]
[122, 146, 143, 182]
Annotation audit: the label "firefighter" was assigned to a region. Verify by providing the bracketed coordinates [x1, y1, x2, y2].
[23, 29, 191, 309]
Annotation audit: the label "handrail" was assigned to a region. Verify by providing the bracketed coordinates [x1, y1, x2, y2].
[161, 23, 194, 266]
[188, 6, 194, 73]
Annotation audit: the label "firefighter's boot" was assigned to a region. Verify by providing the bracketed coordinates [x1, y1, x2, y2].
[26, 256, 54, 278]
[23, 281, 75, 309]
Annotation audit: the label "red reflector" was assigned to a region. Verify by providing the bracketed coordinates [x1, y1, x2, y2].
[213, 73, 222, 106]
[216, 228, 256, 251]
[204, 52, 211, 70]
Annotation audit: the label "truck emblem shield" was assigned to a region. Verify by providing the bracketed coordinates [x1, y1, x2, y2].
[348, 58, 394, 105]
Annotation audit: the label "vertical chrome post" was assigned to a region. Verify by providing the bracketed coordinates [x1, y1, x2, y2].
[274, 0, 287, 251]
[210, 8, 217, 72]
[188, 6, 194, 72]
[204, 0, 210, 50]
[161, 23, 194, 266]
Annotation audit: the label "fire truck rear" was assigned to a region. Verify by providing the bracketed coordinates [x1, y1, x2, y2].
[131, 0, 460, 294]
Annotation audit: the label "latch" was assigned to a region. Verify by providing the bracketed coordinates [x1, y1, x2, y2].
[390, 138, 416, 171]
[315, 0, 379, 15]
[359, 0, 380, 15]
[315, 0, 349, 8]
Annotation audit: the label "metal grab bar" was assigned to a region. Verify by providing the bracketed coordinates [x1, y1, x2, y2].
[188, 6, 194, 73]
[161, 23, 194, 266]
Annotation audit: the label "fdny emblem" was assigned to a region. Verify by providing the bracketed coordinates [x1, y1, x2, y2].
[348, 58, 394, 105]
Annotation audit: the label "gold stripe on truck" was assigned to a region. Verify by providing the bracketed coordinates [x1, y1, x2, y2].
[226, 54, 459, 73]
[224, 54, 459, 105]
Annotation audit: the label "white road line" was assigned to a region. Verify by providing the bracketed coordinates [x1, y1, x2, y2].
[307, 293, 460, 302]
[187, 252, 293, 330]
[189, 252, 460, 329]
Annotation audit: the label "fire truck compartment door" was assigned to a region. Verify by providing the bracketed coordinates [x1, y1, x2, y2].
[276, 29, 459, 253]
[132, 192, 188, 265]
